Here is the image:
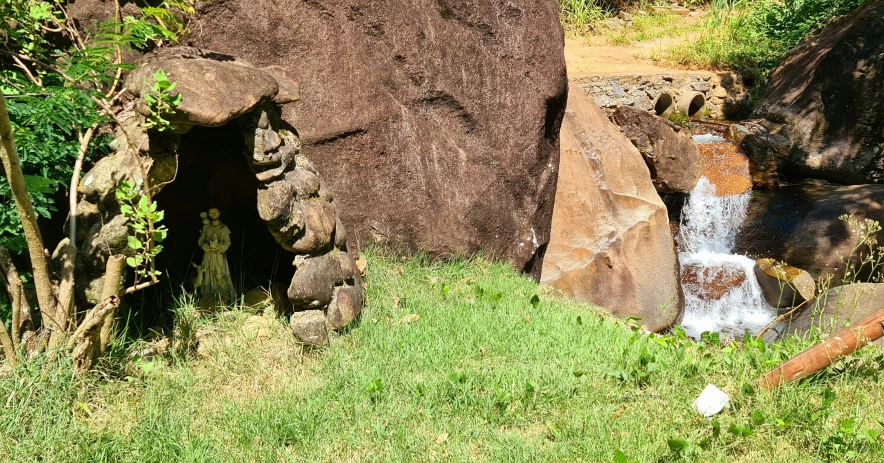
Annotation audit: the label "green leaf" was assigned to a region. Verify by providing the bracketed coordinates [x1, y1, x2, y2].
[525, 381, 536, 393]
[751, 410, 765, 426]
[712, 419, 720, 438]
[138, 195, 150, 213]
[698, 437, 711, 450]
[127, 236, 143, 250]
[119, 204, 133, 216]
[530, 294, 540, 308]
[728, 423, 752, 437]
[576, 316, 582, 325]
[822, 387, 837, 409]
[573, 370, 586, 378]
[613, 450, 628, 463]
[125, 257, 138, 267]
[667, 437, 688, 452]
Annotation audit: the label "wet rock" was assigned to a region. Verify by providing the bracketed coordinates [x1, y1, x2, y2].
[609, 105, 701, 193]
[754, 0, 884, 185]
[740, 128, 791, 189]
[753, 258, 815, 308]
[682, 263, 747, 301]
[125, 58, 280, 127]
[695, 140, 752, 196]
[541, 85, 684, 332]
[288, 252, 343, 309]
[768, 283, 884, 345]
[735, 183, 884, 280]
[290, 310, 328, 346]
[326, 285, 364, 331]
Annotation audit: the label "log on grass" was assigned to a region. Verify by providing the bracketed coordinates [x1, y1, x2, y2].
[759, 307, 884, 389]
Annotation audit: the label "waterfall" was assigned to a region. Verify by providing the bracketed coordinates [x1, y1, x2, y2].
[677, 177, 776, 339]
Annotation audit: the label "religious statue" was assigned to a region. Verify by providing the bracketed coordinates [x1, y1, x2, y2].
[195, 208, 235, 308]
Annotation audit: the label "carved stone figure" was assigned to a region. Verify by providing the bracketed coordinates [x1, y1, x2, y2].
[197, 208, 235, 308]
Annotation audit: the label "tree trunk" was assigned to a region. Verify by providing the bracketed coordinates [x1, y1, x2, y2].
[0, 245, 32, 346]
[98, 254, 126, 356]
[759, 307, 884, 389]
[0, 96, 57, 329]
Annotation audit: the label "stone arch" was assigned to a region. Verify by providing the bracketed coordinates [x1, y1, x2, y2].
[74, 50, 363, 344]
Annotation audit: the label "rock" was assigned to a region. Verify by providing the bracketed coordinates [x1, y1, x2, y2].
[753, 258, 815, 309]
[257, 180, 304, 249]
[80, 215, 131, 274]
[288, 252, 344, 309]
[78, 153, 141, 205]
[184, 0, 568, 278]
[285, 168, 321, 199]
[541, 85, 684, 332]
[289, 310, 328, 346]
[690, 81, 710, 92]
[290, 199, 337, 254]
[754, 0, 884, 184]
[712, 86, 728, 98]
[339, 252, 359, 284]
[735, 183, 884, 280]
[740, 128, 791, 189]
[125, 58, 280, 127]
[682, 263, 746, 301]
[326, 285, 364, 330]
[768, 283, 884, 345]
[609, 105, 701, 193]
[695, 140, 753, 196]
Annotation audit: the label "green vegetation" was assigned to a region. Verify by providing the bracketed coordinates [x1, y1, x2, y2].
[1, 251, 881, 461]
[559, 0, 608, 36]
[0, 0, 190, 252]
[605, 11, 684, 46]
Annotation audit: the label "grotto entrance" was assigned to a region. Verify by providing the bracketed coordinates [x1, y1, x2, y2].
[134, 123, 294, 319]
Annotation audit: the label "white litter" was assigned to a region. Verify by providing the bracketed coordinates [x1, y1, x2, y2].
[692, 384, 730, 417]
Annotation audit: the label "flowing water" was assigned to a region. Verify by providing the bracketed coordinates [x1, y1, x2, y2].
[676, 137, 777, 339]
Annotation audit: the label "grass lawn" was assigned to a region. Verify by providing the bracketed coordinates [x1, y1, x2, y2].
[1, 251, 882, 462]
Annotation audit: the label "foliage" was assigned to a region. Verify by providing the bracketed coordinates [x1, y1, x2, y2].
[116, 180, 167, 285]
[559, 0, 609, 36]
[1, 251, 882, 461]
[666, 0, 868, 82]
[0, 0, 191, 254]
[142, 70, 182, 132]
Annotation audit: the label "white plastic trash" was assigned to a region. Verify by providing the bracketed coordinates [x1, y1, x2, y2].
[692, 384, 730, 417]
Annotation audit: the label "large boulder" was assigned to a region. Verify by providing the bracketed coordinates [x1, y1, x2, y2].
[754, 0, 884, 185]
[766, 283, 884, 346]
[609, 105, 701, 193]
[179, 0, 568, 277]
[541, 86, 684, 332]
[125, 56, 282, 128]
[734, 183, 884, 280]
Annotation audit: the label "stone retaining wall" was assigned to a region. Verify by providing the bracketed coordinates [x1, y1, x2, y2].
[572, 72, 751, 120]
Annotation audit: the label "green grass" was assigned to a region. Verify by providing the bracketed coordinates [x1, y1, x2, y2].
[605, 12, 688, 46]
[559, 0, 609, 36]
[1, 251, 883, 461]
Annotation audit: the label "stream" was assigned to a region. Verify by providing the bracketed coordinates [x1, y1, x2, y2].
[676, 134, 777, 339]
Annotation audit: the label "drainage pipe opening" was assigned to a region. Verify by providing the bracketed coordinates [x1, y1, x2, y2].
[678, 92, 707, 117]
[653, 93, 675, 117]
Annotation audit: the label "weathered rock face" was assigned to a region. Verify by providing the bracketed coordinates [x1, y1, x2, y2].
[735, 183, 884, 280]
[125, 57, 281, 128]
[753, 258, 815, 309]
[180, 0, 568, 277]
[609, 105, 701, 193]
[766, 283, 884, 345]
[754, 0, 884, 185]
[682, 263, 746, 301]
[729, 123, 791, 189]
[541, 86, 684, 332]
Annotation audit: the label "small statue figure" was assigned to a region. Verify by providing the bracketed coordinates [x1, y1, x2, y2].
[196, 208, 235, 308]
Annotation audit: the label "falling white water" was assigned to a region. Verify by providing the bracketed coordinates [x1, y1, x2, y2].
[677, 177, 776, 339]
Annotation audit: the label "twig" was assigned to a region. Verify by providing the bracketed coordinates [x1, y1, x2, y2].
[69, 125, 99, 244]
[125, 280, 159, 294]
[755, 299, 813, 341]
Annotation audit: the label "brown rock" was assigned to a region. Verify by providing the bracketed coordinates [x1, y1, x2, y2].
[184, 0, 568, 277]
[285, 168, 321, 199]
[288, 252, 344, 309]
[682, 263, 747, 301]
[326, 286, 364, 331]
[290, 310, 328, 346]
[339, 252, 359, 284]
[609, 105, 701, 193]
[755, 0, 884, 185]
[740, 128, 790, 189]
[735, 183, 884, 280]
[125, 58, 279, 127]
[769, 283, 884, 346]
[541, 85, 684, 332]
[753, 258, 815, 308]
[696, 140, 752, 196]
[290, 199, 336, 254]
[257, 180, 304, 249]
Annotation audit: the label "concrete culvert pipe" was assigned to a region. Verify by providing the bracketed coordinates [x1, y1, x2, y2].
[653, 92, 675, 117]
[677, 92, 706, 117]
